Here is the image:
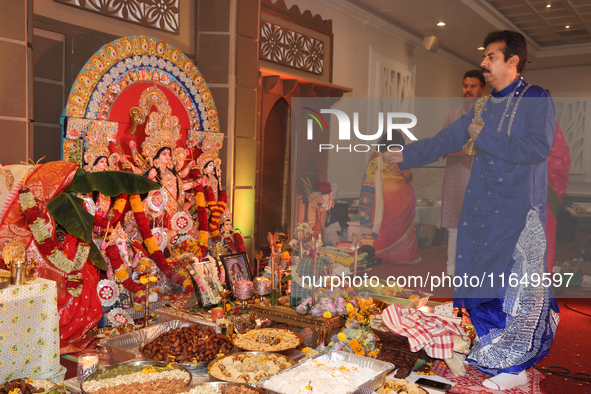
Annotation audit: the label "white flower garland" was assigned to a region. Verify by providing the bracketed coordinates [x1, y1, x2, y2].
[19, 189, 89, 274]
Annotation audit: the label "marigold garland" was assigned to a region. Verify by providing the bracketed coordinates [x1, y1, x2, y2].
[233, 232, 246, 253]
[209, 190, 228, 238]
[195, 185, 209, 256]
[105, 244, 143, 294]
[19, 188, 89, 274]
[92, 194, 128, 235]
[129, 194, 184, 287]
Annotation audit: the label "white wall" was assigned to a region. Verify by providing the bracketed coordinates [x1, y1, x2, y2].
[285, 0, 473, 98]
[524, 65, 591, 98]
[285, 0, 477, 199]
[524, 65, 591, 196]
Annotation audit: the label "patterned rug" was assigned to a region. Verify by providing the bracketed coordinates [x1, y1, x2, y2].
[431, 360, 546, 394]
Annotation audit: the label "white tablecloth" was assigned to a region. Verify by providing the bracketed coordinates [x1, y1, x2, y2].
[0, 276, 61, 382]
[413, 203, 442, 228]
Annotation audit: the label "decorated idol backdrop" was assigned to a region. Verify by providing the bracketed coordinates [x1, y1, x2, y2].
[0, 36, 245, 353]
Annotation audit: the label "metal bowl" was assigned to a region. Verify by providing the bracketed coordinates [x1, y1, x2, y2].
[207, 351, 296, 384]
[231, 328, 304, 355]
[80, 360, 192, 394]
[178, 381, 265, 394]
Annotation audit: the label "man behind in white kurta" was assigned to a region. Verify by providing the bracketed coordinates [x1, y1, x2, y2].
[442, 70, 485, 276]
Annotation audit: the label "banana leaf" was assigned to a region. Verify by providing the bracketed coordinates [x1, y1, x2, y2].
[47, 192, 95, 244]
[65, 169, 160, 196]
[89, 242, 107, 271]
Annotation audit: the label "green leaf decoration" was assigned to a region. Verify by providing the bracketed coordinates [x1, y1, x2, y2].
[89, 242, 107, 271]
[46, 192, 95, 244]
[65, 169, 160, 196]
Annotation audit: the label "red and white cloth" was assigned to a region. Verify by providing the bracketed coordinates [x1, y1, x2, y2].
[381, 303, 468, 359]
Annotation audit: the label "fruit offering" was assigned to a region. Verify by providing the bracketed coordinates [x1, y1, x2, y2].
[141, 324, 233, 364]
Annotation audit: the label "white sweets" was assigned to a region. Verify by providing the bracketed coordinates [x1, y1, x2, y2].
[260, 358, 376, 394]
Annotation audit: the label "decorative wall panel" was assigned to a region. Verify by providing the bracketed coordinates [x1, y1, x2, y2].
[55, 0, 180, 34]
[260, 21, 324, 75]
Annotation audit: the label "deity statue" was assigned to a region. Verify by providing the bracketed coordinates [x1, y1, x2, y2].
[196, 149, 222, 202]
[124, 87, 196, 234]
[220, 210, 245, 254]
[80, 123, 119, 233]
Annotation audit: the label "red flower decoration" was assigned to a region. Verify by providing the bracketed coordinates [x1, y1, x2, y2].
[314, 181, 332, 195]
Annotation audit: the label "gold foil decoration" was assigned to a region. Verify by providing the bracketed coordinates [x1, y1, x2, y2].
[2, 239, 26, 267]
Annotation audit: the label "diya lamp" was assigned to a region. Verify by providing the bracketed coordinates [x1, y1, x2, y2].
[77, 352, 99, 381]
[253, 277, 271, 302]
[235, 280, 253, 309]
[140, 275, 157, 327]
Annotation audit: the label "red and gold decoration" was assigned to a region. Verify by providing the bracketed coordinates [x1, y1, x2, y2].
[18, 188, 89, 274]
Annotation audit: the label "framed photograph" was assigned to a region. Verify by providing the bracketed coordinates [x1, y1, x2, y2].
[188, 256, 226, 309]
[221, 253, 252, 296]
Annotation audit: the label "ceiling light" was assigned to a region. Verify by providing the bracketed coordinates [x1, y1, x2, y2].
[478, 46, 485, 50]
[546, 4, 551, 8]
[437, 22, 446, 27]
[566, 25, 570, 28]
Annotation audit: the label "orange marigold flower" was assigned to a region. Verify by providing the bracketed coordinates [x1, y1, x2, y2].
[349, 339, 364, 356]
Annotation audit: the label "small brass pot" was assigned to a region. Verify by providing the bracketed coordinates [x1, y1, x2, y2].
[10, 263, 27, 285]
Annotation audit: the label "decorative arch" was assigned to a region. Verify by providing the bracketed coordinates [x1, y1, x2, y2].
[62, 35, 222, 167]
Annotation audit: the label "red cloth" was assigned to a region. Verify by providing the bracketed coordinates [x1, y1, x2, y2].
[547, 123, 571, 201]
[0, 162, 102, 353]
[381, 303, 467, 359]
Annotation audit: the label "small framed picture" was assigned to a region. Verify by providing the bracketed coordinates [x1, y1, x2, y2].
[221, 253, 252, 296]
[188, 256, 226, 308]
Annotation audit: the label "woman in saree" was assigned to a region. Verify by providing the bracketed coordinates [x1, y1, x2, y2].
[359, 131, 421, 264]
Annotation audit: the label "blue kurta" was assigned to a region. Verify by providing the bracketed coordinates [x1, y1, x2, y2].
[399, 76, 555, 308]
[399, 77, 559, 375]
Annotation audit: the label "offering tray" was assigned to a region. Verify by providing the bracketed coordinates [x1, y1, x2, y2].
[102, 320, 226, 371]
[80, 360, 192, 394]
[248, 301, 346, 346]
[101, 321, 190, 362]
[207, 351, 296, 384]
[139, 321, 234, 374]
[231, 328, 303, 355]
[179, 381, 265, 394]
[256, 351, 395, 394]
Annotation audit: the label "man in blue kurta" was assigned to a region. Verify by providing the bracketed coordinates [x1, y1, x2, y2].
[386, 30, 558, 390]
